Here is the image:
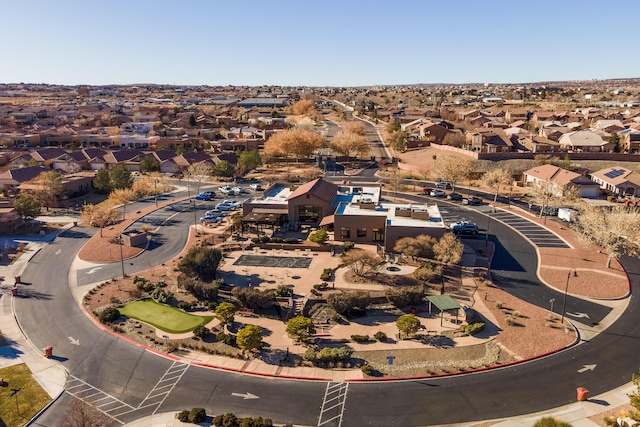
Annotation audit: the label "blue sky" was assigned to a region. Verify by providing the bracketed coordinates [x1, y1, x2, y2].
[2, 0, 639, 87]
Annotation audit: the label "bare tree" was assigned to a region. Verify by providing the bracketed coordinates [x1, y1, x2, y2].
[436, 155, 477, 193]
[433, 233, 464, 267]
[382, 166, 407, 202]
[329, 130, 370, 159]
[483, 168, 513, 202]
[342, 249, 381, 276]
[394, 235, 437, 262]
[28, 170, 66, 211]
[263, 128, 326, 163]
[62, 398, 115, 427]
[187, 161, 213, 194]
[576, 204, 640, 268]
[80, 204, 120, 237]
[527, 180, 565, 218]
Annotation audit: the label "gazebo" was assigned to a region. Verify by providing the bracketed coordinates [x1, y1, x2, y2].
[426, 294, 462, 326]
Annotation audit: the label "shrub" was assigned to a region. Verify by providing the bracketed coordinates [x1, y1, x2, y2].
[193, 325, 210, 339]
[213, 412, 237, 427]
[374, 331, 387, 342]
[361, 364, 374, 375]
[176, 410, 189, 422]
[98, 307, 120, 324]
[259, 236, 271, 243]
[310, 289, 321, 297]
[309, 229, 329, 244]
[178, 246, 223, 280]
[351, 334, 370, 343]
[505, 316, 516, 326]
[303, 348, 317, 362]
[464, 322, 485, 336]
[151, 287, 173, 304]
[385, 286, 425, 308]
[313, 282, 329, 291]
[232, 287, 275, 309]
[177, 301, 194, 311]
[188, 407, 207, 424]
[327, 290, 370, 316]
[342, 241, 355, 252]
[283, 237, 299, 244]
[270, 237, 284, 243]
[320, 268, 332, 281]
[495, 301, 504, 309]
[216, 332, 237, 346]
[533, 417, 573, 427]
[317, 346, 353, 362]
[180, 275, 220, 302]
[275, 285, 293, 297]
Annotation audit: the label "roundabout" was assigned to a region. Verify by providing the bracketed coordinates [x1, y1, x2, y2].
[4, 192, 638, 427]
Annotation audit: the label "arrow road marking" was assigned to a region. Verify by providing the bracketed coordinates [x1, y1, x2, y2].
[231, 392, 259, 400]
[578, 364, 597, 373]
[55, 249, 61, 255]
[86, 267, 102, 275]
[566, 312, 590, 319]
[68, 336, 80, 346]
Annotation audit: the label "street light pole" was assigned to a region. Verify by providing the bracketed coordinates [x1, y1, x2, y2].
[119, 234, 125, 278]
[485, 207, 492, 247]
[154, 179, 158, 207]
[560, 268, 577, 324]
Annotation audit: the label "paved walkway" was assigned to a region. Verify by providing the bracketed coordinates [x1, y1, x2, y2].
[0, 208, 635, 426]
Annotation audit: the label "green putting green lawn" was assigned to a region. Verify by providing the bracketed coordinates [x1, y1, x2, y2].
[118, 299, 214, 333]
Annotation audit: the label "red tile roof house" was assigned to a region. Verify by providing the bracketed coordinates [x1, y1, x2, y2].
[523, 164, 600, 198]
[590, 167, 640, 197]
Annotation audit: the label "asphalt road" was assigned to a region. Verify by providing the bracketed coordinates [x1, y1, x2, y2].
[16, 191, 639, 426]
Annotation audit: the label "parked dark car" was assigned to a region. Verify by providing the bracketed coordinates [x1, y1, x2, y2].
[450, 221, 479, 236]
[436, 181, 452, 189]
[463, 196, 483, 205]
[447, 192, 463, 201]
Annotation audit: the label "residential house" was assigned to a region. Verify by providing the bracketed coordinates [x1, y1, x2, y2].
[173, 151, 215, 169]
[523, 164, 600, 198]
[620, 130, 640, 153]
[466, 129, 513, 153]
[517, 135, 559, 154]
[590, 167, 640, 197]
[539, 124, 573, 142]
[0, 166, 47, 192]
[0, 199, 23, 233]
[593, 120, 625, 134]
[505, 109, 529, 123]
[558, 130, 613, 152]
[103, 149, 146, 171]
[218, 138, 264, 152]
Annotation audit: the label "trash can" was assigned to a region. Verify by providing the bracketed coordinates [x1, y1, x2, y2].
[44, 346, 53, 358]
[11, 287, 18, 296]
[14, 276, 20, 284]
[577, 387, 589, 401]
[73, 221, 78, 226]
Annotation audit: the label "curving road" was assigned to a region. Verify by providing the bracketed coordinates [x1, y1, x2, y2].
[17, 192, 640, 426]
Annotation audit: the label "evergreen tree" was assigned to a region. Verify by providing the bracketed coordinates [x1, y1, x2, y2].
[109, 164, 133, 190]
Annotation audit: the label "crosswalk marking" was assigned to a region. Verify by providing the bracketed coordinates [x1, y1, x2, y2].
[318, 382, 348, 427]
